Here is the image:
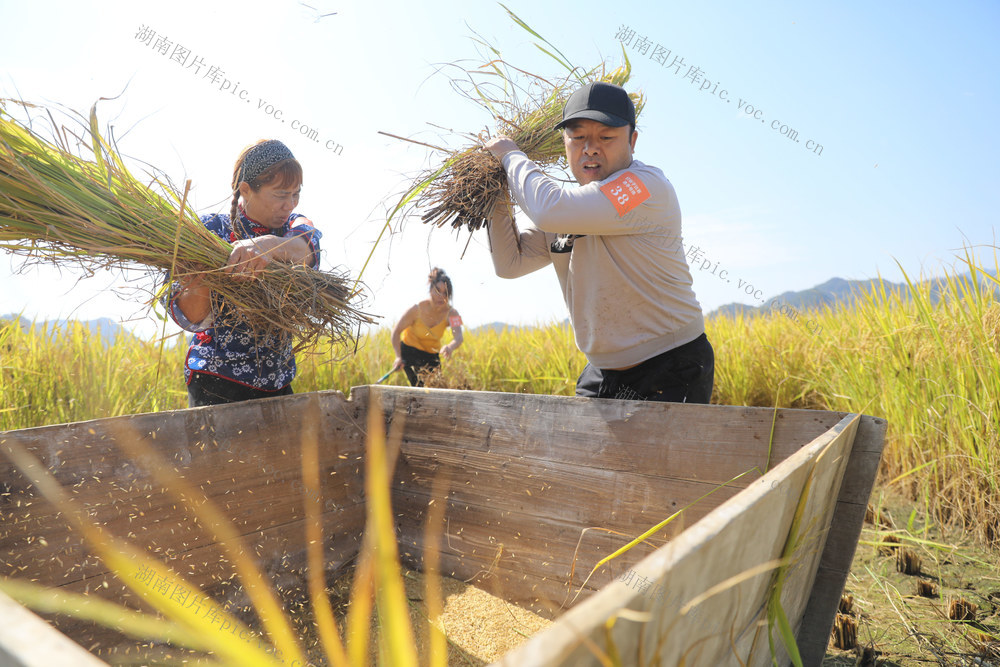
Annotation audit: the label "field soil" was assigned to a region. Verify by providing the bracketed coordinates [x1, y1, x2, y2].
[823, 490, 999, 666]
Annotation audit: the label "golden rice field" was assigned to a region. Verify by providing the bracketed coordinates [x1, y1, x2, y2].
[1, 259, 998, 550]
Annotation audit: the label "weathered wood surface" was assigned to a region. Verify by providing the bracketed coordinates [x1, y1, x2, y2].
[0, 386, 884, 666]
[0, 589, 105, 666]
[493, 412, 871, 666]
[745, 416, 860, 665]
[0, 391, 367, 652]
[796, 415, 888, 666]
[367, 386, 860, 625]
[391, 453, 738, 615]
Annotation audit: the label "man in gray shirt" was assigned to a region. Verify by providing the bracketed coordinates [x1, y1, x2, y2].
[485, 82, 714, 403]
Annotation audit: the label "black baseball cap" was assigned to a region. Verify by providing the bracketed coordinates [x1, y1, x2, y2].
[555, 82, 636, 130]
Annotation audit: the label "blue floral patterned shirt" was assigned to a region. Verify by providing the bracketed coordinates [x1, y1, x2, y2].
[167, 209, 322, 391]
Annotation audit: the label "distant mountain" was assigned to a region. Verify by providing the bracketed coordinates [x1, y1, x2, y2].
[88, 317, 132, 344]
[1, 314, 133, 345]
[471, 319, 571, 334]
[706, 272, 999, 320]
[472, 321, 516, 334]
[710, 277, 891, 320]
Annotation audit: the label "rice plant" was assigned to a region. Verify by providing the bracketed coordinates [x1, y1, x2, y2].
[3, 250, 998, 548]
[709, 249, 1000, 547]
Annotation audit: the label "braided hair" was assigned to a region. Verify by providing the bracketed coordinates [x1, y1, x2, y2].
[229, 139, 303, 239]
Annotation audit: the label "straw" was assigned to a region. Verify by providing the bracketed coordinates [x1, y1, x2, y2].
[385, 6, 644, 235]
[0, 99, 375, 348]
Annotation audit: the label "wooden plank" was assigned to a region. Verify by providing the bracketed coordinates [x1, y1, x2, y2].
[391, 469, 734, 612]
[368, 386, 849, 486]
[394, 490, 674, 616]
[392, 481, 721, 581]
[1, 469, 365, 587]
[491, 413, 861, 666]
[741, 416, 860, 665]
[375, 388, 856, 623]
[394, 440, 744, 527]
[796, 415, 887, 667]
[0, 590, 106, 666]
[0, 391, 368, 631]
[43, 508, 366, 660]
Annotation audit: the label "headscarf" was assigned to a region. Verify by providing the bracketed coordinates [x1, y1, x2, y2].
[238, 140, 295, 186]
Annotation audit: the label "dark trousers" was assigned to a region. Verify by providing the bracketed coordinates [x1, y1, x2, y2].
[575, 333, 714, 404]
[400, 342, 441, 387]
[187, 372, 293, 407]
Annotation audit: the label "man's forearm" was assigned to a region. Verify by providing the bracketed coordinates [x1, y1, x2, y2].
[502, 152, 667, 236]
[487, 200, 551, 279]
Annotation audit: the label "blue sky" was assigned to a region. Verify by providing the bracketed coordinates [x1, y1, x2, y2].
[2, 0, 998, 340]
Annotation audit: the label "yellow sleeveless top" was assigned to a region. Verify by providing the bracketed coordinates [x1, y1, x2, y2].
[401, 315, 450, 354]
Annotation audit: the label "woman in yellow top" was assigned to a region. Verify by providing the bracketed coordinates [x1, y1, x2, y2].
[391, 268, 464, 386]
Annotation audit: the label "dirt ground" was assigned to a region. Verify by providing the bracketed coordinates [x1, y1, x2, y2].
[823, 490, 1000, 666]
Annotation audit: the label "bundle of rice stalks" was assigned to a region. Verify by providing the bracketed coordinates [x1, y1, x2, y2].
[386, 6, 644, 235]
[0, 99, 374, 347]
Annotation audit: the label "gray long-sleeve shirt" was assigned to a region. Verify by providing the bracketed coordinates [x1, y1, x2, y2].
[489, 151, 704, 369]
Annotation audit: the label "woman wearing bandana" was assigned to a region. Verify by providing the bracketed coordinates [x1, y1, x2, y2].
[166, 139, 322, 407]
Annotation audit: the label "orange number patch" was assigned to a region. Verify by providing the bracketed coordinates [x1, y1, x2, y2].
[599, 172, 650, 216]
[448, 314, 463, 328]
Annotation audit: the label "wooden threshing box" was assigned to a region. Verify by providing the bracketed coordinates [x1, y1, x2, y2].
[0, 387, 886, 666]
